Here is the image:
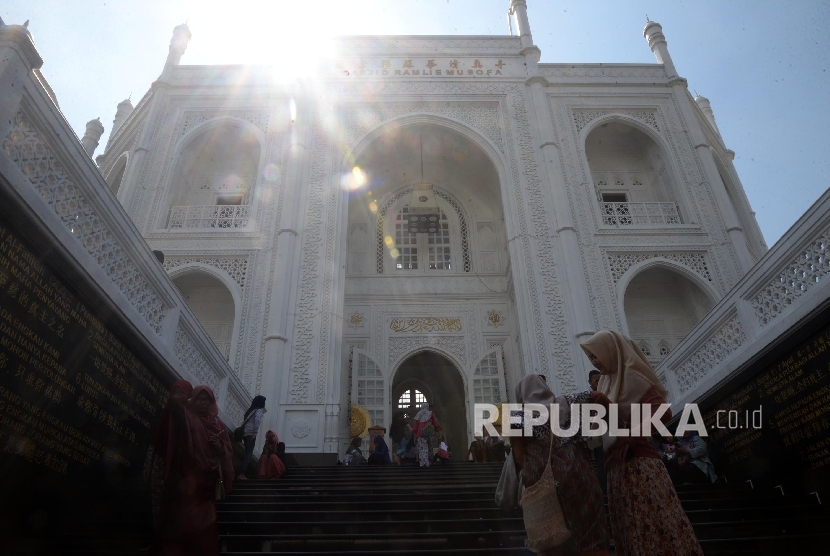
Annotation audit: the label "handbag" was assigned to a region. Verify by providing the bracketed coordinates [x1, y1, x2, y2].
[495, 450, 519, 509]
[233, 411, 256, 443]
[519, 432, 571, 553]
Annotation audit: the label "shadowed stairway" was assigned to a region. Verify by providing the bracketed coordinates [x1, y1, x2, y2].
[216, 462, 830, 556]
[48, 461, 830, 554]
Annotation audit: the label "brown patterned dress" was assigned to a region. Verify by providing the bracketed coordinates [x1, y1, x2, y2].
[604, 386, 703, 556]
[520, 392, 610, 555]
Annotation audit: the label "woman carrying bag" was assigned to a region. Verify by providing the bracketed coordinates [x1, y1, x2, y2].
[236, 395, 266, 480]
[581, 331, 703, 556]
[511, 375, 610, 556]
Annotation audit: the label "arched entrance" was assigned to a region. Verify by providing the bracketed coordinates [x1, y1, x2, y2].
[392, 351, 468, 458]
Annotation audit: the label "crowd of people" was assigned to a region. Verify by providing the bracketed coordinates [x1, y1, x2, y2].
[144, 328, 714, 555]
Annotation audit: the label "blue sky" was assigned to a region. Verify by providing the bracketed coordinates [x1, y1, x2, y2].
[3, 0, 828, 244]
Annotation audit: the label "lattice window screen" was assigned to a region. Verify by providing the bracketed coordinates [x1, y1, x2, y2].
[472, 350, 505, 405]
[352, 350, 386, 436]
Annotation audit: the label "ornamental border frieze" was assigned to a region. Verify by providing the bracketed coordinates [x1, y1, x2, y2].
[571, 108, 660, 134]
[540, 65, 667, 83]
[388, 336, 467, 369]
[339, 99, 505, 154]
[162, 254, 253, 289]
[389, 317, 463, 333]
[179, 109, 271, 138]
[344, 275, 509, 295]
[603, 250, 713, 285]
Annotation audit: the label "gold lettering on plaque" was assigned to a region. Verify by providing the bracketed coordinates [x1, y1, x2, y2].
[389, 317, 462, 333]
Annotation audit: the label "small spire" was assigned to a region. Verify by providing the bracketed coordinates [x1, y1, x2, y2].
[646, 14, 650, 23]
[23, 20, 29, 28]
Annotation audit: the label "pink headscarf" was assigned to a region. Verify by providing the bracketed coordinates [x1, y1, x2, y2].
[185, 385, 235, 493]
[151, 380, 193, 479]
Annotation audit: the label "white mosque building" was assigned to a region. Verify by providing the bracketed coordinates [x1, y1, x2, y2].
[90, 1, 766, 453]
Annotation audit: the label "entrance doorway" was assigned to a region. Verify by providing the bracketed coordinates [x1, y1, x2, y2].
[392, 351, 468, 458]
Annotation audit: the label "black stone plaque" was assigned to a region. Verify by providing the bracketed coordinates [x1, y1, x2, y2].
[0, 218, 172, 551]
[700, 319, 830, 497]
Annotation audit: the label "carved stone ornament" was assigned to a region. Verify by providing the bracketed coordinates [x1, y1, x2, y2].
[486, 309, 504, 327]
[389, 317, 462, 333]
[349, 404, 370, 438]
[290, 418, 312, 439]
[347, 312, 366, 329]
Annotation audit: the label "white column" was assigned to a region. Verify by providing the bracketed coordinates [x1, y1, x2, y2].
[673, 89, 756, 276]
[81, 118, 104, 157]
[643, 21, 679, 80]
[111, 98, 134, 138]
[259, 97, 313, 438]
[510, 0, 534, 51]
[694, 95, 721, 137]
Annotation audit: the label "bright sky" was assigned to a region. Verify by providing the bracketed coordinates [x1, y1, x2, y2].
[3, 0, 828, 244]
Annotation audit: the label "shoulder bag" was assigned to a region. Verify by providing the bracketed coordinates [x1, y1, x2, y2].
[519, 431, 571, 552]
[495, 450, 519, 509]
[233, 411, 256, 443]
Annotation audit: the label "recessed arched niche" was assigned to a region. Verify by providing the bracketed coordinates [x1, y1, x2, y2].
[585, 121, 687, 227]
[623, 266, 715, 364]
[172, 271, 236, 361]
[165, 121, 261, 229]
[345, 121, 508, 276]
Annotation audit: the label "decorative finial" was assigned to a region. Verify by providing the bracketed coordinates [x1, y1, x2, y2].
[646, 14, 650, 23]
[23, 20, 30, 28]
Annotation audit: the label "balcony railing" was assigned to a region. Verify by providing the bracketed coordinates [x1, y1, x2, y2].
[601, 202, 681, 226]
[168, 205, 251, 230]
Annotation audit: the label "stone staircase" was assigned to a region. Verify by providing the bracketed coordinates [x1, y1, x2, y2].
[46, 461, 830, 555]
[217, 463, 830, 555]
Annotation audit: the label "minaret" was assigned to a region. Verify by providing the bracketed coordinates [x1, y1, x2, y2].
[694, 95, 722, 137]
[643, 20, 679, 80]
[81, 118, 104, 157]
[509, 0, 534, 51]
[111, 98, 134, 137]
[508, 0, 541, 69]
[164, 23, 192, 67]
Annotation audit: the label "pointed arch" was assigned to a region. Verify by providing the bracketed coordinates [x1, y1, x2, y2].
[167, 263, 243, 369]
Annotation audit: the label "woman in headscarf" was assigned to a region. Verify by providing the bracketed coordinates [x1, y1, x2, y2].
[389, 412, 408, 464]
[237, 395, 266, 480]
[367, 435, 392, 465]
[257, 430, 286, 479]
[581, 330, 703, 556]
[413, 403, 441, 468]
[511, 374, 610, 556]
[397, 424, 416, 462]
[145, 380, 193, 525]
[343, 436, 365, 466]
[152, 385, 234, 556]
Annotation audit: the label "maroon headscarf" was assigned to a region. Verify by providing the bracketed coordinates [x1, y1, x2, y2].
[150, 379, 193, 479]
[185, 385, 235, 493]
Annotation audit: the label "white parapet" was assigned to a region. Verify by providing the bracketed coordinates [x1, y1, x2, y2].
[657, 188, 830, 414]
